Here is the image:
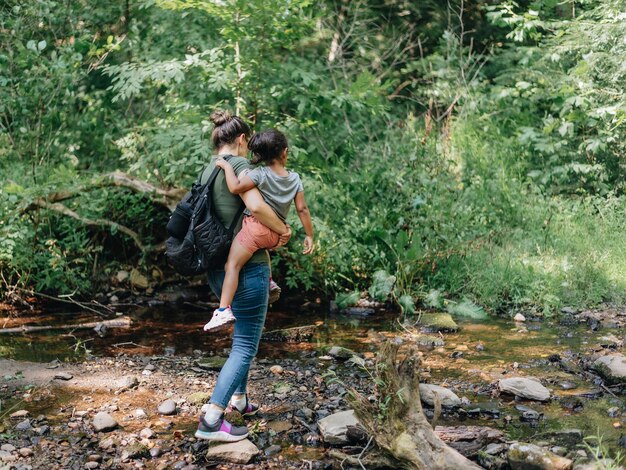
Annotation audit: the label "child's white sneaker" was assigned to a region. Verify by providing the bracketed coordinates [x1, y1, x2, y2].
[203, 307, 235, 332]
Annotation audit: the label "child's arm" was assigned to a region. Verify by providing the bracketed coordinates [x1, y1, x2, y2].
[215, 158, 256, 194]
[294, 191, 314, 255]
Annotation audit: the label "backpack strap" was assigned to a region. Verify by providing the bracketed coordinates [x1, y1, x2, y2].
[200, 156, 246, 234]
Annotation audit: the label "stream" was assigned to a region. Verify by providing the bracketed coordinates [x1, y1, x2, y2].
[1, 300, 624, 467]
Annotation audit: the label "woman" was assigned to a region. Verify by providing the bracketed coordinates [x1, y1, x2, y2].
[194, 110, 291, 442]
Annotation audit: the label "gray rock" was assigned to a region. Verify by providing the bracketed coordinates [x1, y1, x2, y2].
[0, 450, 17, 463]
[264, 444, 282, 456]
[139, 427, 155, 439]
[593, 354, 626, 383]
[205, 439, 260, 464]
[419, 384, 462, 407]
[15, 419, 32, 431]
[134, 408, 148, 419]
[117, 375, 138, 389]
[498, 377, 550, 401]
[85, 462, 99, 469]
[158, 399, 177, 415]
[328, 346, 359, 360]
[317, 409, 360, 445]
[508, 442, 573, 470]
[92, 412, 118, 432]
[54, 372, 73, 380]
[608, 406, 620, 418]
[1, 444, 16, 452]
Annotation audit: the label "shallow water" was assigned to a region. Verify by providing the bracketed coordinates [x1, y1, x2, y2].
[1, 305, 623, 452]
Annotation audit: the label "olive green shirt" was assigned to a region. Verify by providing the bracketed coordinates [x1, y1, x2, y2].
[199, 155, 269, 266]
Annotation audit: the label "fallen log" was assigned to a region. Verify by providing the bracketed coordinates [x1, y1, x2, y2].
[349, 341, 484, 469]
[0, 316, 132, 334]
[435, 426, 505, 457]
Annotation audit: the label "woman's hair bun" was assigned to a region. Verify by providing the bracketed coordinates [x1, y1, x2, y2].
[210, 110, 233, 127]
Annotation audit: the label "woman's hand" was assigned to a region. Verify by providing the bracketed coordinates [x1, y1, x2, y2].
[302, 235, 314, 255]
[215, 158, 227, 169]
[275, 225, 292, 248]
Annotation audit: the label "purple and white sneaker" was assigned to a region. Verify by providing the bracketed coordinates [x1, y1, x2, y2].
[194, 415, 248, 442]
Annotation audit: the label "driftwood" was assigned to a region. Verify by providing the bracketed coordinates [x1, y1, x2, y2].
[434, 426, 505, 457]
[261, 325, 318, 343]
[0, 316, 132, 334]
[22, 171, 184, 253]
[349, 341, 483, 469]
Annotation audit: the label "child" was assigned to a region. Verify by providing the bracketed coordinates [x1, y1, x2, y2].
[203, 129, 314, 331]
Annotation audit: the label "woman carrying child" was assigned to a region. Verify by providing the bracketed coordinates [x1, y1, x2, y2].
[195, 111, 295, 442]
[203, 128, 314, 332]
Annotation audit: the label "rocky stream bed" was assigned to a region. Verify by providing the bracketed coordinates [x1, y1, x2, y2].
[1, 291, 626, 469]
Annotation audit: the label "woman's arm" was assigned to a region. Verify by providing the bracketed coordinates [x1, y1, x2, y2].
[215, 158, 256, 194]
[240, 188, 290, 236]
[294, 191, 314, 254]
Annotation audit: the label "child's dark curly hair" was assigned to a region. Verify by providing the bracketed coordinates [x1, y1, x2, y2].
[248, 129, 288, 164]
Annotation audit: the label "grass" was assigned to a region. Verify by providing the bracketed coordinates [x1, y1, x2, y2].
[433, 193, 626, 315]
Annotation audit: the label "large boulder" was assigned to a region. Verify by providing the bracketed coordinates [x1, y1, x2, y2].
[498, 377, 550, 401]
[508, 442, 573, 470]
[419, 384, 461, 407]
[317, 410, 360, 445]
[206, 439, 260, 464]
[593, 354, 626, 384]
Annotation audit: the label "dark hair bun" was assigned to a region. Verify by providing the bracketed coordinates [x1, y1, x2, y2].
[210, 110, 232, 127]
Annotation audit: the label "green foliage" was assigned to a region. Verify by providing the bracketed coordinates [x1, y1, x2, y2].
[368, 271, 396, 302]
[2, 0, 625, 319]
[335, 291, 360, 310]
[446, 298, 488, 320]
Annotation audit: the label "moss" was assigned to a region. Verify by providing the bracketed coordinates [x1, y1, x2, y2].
[419, 313, 459, 332]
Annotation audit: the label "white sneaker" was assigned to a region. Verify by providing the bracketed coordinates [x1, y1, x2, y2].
[203, 307, 235, 332]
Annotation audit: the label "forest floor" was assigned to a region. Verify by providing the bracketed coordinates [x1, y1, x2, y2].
[1, 293, 626, 469]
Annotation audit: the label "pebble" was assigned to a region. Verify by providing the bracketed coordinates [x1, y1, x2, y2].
[134, 408, 148, 419]
[158, 399, 177, 415]
[19, 447, 34, 457]
[15, 419, 32, 431]
[10, 410, 29, 419]
[85, 462, 99, 469]
[117, 375, 139, 389]
[1, 444, 16, 452]
[270, 365, 284, 375]
[139, 427, 155, 439]
[54, 372, 73, 380]
[265, 444, 282, 456]
[608, 407, 620, 418]
[92, 412, 118, 432]
[513, 313, 526, 322]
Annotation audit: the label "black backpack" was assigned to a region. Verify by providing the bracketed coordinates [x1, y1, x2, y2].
[165, 157, 244, 276]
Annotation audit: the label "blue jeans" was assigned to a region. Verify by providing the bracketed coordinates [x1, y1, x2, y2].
[207, 262, 270, 408]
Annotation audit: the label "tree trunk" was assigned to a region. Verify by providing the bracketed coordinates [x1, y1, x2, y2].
[349, 341, 484, 469]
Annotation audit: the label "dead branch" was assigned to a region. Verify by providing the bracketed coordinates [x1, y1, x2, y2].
[349, 341, 483, 469]
[27, 199, 147, 250]
[0, 316, 131, 334]
[33, 171, 186, 211]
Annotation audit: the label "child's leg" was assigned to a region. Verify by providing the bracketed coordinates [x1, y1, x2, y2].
[220, 239, 254, 308]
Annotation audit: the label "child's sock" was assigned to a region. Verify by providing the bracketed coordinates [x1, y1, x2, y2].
[231, 394, 246, 412]
[204, 407, 223, 425]
[217, 306, 231, 312]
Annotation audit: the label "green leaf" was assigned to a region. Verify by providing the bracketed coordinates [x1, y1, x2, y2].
[446, 299, 488, 319]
